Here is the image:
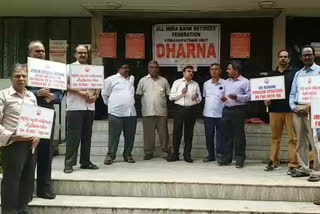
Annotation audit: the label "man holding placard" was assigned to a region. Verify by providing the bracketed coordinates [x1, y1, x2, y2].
[27, 41, 63, 199]
[0, 64, 40, 214]
[264, 50, 299, 174]
[64, 45, 100, 173]
[289, 45, 320, 181]
[220, 60, 250, 168]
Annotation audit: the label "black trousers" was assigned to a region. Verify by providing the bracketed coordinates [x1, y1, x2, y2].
[172, 105, 197, 157]
[65, 110, 94, 168]
[36, 114, 55, 195]
[220, 105, 247, 164]
[1, 142, 35, 214]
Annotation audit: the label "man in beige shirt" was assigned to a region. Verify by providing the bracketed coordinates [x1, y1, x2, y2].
[136, 61, 171, 160]
[0, 64, 40, 214]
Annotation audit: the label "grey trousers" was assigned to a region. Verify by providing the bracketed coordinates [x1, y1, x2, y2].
[142, 116, 170, 156]
[293, 113, 320, 172]
[107, 114, 137, 159]
[1, 142, 35, 214]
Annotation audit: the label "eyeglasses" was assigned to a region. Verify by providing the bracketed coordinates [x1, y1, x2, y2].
[77, 52, 88, 55]
[302, 54, 314, 58]
[121, 66, 129, 69]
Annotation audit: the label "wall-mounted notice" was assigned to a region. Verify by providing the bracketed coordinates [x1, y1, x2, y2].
[153, 24, 220, 66]
[69, 64, 104, 89]
[250, 76, 285, 101]
[27, 57, 67, 90]
[98, 33, 117, 58]
[16, 104, 54, 139]
[49, 40, 68, 63]
[126, 34, 145, 59]
[230, 33, 251, 59]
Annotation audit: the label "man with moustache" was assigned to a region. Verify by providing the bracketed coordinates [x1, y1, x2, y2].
[167, 65, 202, 163]
[27, 41, 63, 199]
[136, 61, 171, 160]
[220, 60, 250, 168]
[202, 63, 225, 162]
[102, 63, 137, 165]
[289, 45, 320, 182]
[64, 45, 99, 173]
[264, 50, 299, 174]
[0, 64, 40, 214]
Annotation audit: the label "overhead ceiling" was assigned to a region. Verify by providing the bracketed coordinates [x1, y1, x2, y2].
[1, 0, 320, 17]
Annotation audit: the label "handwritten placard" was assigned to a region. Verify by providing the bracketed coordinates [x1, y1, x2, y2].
[297, 75, 320, 104]
[69, 64, 104, 89]
[27, 57, 67, 90]
[311, 97, 320, 128]
[250, 76, 285, 101]
[16, 104, 54, 139]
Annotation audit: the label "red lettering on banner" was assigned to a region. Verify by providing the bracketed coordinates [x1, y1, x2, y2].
[166, 44, 176, 58]
[197, 43, 206, 58]
[187, 44, 196, 58]
[156, 44, 165, 58]
[207, 44, 216, 58]
[177, 44, 186, 58]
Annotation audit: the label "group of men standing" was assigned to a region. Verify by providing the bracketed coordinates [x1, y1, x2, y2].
[1, 40, 320, 213]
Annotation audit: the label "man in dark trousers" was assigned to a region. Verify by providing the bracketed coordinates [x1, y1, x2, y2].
[27, 40, 63, 199]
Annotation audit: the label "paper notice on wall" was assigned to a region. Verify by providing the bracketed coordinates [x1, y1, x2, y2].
[230, 33, 251, 59]
[126, 34, 145, 59]
[16, 104, 55, 139]
[49, 40, 68, 63]
[27, 57, 67, 90]
[98, 33, 117, 58]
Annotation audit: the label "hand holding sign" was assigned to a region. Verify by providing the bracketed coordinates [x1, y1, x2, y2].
[228, 94, 237, 100]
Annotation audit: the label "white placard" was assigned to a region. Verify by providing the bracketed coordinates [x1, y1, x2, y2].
[311, 97, 320, 128]
[69, 64, 104, 89]
[297, 75, 320, 104]
[16, 104, 54, 139]
[250, 76, 285, 101]
[27, 57, 67, 90]
[153, 24, 220, 67]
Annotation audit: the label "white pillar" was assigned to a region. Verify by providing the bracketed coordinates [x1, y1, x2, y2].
[272, 11, 286, 69]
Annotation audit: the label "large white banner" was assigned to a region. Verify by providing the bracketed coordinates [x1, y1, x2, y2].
[297, 75, 320, 104]
[16, 104, 55, 139]
[69, 64, 104, 89]
[250, 76, 285, 101]
[27, 57, 67, 90]
[153, 24, 220, 67]
[311, 97, 320, 128]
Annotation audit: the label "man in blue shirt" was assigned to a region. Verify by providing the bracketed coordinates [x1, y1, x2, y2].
[289, 45, 320, 181]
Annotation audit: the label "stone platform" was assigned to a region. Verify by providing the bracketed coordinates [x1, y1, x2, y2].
[21, 156, 320, 214]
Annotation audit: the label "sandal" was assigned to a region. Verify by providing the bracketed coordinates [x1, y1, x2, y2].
[308, 175, 320, 182]
[124, 156, 135, 163]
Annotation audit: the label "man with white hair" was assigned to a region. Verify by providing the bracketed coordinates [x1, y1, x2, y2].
[27, 40, 63, 199]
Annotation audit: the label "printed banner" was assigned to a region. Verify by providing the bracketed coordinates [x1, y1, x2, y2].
[69, 64, 104, 89]
[297, 75, 320, 104]
[311, 97, 320, 128]
[250, 76, 285, 101]
[98, 33, 117, 58]
[230, 33, 251, 58]
[126, 34, 145, 59]
[153, 24, 220, 66]
[16, 104, 54, 139]
[49, 40, 68, 63]
[27, 57, 67, 90]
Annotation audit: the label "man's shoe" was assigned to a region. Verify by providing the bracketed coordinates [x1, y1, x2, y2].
[291, 168, 310, 177]
[63, 166, 73, 174]
[264, 162, 277, 171]
[37, 192, 56, 200]
[80, 163, 99, 170]
[314, 200, 320, 205]
[308, 174, 320, 182]
[236, 163, 244, 168]
[166, 154, 179, 162]
[144, 154, 153, 160]
[104, 157, 114, 165]
[287, 167, 295, 175]
[124, 156, 136, 163]
[203, 157, 215, 162]
[184, 157, 193, 163]
[218, 161, 231, 166]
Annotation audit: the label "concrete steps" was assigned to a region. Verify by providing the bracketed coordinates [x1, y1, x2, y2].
[28, 196, 320, 214]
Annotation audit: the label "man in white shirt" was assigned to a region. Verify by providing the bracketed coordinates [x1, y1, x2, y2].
[0, 64, 40, 214]
[64, 45, 99, 173]
[202, 63, 225, 162]
[102, 63, 137, 164]
[167, 66, 202, 163]
[136, 61, 171, 160]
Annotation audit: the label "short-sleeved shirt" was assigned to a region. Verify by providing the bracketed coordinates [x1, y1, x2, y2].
[136, 74, 170, 117]
[203, 78, 225, 118]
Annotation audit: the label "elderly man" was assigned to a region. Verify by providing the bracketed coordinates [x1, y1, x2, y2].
[289, 45, 320, 181]
[136, 61, 171, 160]
[0, 64, 40, 214]
[167, 65, 202, 163]
[64, 45, 99, 173]
[27, 41, 63, 199]
[102, 63, 137, 165]
[202, 63, 225, 162]
[220, 60, 250, 168]
[264, 50, 299, 174]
